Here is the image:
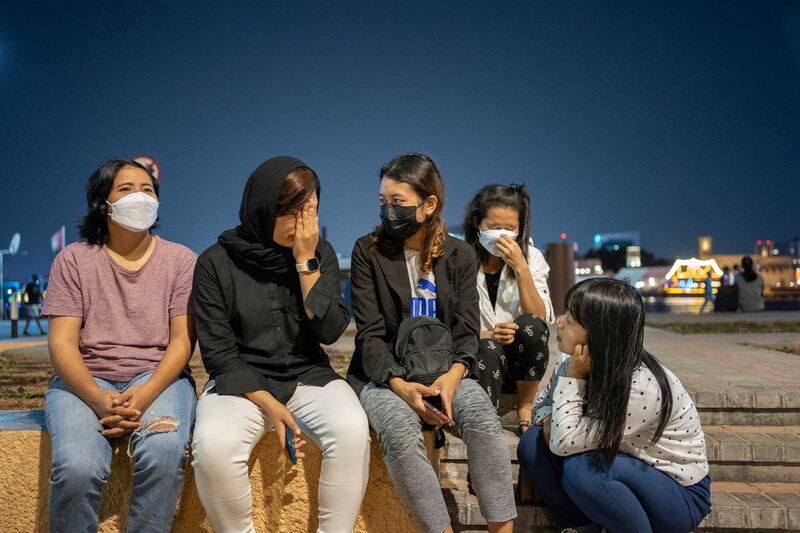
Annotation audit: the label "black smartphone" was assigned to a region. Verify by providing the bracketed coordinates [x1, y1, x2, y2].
[423, 399, 451, 424]
[285, 426, 298, 465]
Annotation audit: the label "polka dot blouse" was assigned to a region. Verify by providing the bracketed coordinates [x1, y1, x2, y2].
[533, 354, 709, 487]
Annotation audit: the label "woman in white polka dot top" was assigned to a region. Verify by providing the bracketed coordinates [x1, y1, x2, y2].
[517, 278, 712, 533]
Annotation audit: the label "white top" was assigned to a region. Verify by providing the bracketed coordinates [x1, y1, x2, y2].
[477, 240, 554, 330]
[533, 354, 709, 487]
[405, 248, 437, 318]
[736, 275, 765, 312]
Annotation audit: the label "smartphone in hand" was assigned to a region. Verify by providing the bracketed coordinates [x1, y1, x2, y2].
[423, 399, 452, 425]
[285, 426, 298, 465]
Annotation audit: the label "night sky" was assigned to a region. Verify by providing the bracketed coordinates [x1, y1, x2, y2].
[2, 1, 798, 281]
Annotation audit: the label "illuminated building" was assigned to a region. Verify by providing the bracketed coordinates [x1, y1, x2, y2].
[615, 266, 670, 295]
[698, 236, 712, 259]
[626, 246, 642, 268]
[755, 239, 774, 258]
[664, 258, 723, 295]
[575, 258, 604, 279]
[592, 231, 640, 252]
[691, 236, 800, 298]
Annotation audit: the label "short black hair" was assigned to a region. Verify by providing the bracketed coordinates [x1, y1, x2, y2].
[78, 160, 159, 245]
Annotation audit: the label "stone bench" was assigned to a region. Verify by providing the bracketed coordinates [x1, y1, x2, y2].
[0, 410, 437, 532]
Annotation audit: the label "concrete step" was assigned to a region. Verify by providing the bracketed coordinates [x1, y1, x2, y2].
[498, 387, 800, 428]
[441, 426, 800, 484]
[443, 478, 800, 531]
[705, 426, 800, 483]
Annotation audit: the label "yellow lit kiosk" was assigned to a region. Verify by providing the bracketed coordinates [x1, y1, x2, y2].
[664, 258, 723, 295]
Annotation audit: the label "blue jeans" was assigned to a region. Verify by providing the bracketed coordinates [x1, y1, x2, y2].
[517, 425, 711, 533]
[44, 371, 196, 533]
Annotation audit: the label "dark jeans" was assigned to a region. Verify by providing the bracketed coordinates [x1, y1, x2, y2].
[517, 425, 712, 533]
[476, 313, 549, 409]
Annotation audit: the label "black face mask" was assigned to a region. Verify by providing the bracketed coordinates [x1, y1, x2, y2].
[380, 203, 423, 241]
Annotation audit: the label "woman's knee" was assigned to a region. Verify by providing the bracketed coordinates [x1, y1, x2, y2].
[51, 452, 111, 487]
[132, 418, 188, 472]
[516, 312, 549, 335]
[561, 453, 603, 501]
[191, 421, 247, 475]
[372, 412, 424, 464]
[517, 424, 545, 470]
[324, 407, 370, 457]
[453, 380, 503, 434]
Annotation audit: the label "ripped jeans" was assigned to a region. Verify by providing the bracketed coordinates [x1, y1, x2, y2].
[44, 371, 196, 533]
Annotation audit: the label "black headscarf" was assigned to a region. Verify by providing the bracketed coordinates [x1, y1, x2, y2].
[219, 156, 316, 275]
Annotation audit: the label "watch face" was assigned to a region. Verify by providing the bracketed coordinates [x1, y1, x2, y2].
[307, 258, 320, 271]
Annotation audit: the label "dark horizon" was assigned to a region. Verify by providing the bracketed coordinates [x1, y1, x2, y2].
[2, 1, 799, 281]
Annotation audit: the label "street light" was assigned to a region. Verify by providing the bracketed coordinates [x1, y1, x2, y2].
[0, 233, 21, 320]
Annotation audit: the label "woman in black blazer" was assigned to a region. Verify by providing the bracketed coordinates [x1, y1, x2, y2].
[347, 154, 516, 533]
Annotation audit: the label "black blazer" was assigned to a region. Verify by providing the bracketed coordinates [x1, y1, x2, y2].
[346, 232, 480, 396]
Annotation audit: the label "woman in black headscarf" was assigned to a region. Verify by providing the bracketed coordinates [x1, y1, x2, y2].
[191, 157, 370, 532]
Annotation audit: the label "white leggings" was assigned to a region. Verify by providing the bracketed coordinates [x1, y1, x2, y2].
[191, 379, 371, 533]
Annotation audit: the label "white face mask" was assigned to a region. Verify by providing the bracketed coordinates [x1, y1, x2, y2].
[479, 229, 519, 257]
[106, 192, 159, 232]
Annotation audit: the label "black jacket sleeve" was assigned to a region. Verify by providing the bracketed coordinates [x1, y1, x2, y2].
[303, 242, 350, 345]
[192, 254, 268, 395]
[350, 239, 407, 384]
[450, 247, 479, 372]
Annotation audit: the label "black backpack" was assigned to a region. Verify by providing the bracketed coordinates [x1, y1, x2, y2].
[394, 316, 453, 386]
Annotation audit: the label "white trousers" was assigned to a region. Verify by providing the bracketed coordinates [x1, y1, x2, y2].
[191, 379, 371, 533]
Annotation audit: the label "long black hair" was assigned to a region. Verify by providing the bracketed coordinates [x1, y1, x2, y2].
[78, 160, 159, 245]
[740, 255, 758, 282]
[565, 278, 673, 466]
[463, 183, 531, 265]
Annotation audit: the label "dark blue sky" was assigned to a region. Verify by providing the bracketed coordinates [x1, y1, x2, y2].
[2, 1, 799, 280]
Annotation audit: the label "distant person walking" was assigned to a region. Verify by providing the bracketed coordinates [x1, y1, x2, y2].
[699, 272, 715, 314]
[22, 273, 45, 335]
[736, 256, 765, 312]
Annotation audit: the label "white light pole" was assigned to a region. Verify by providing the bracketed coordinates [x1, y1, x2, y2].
[0, 233, 21, 320]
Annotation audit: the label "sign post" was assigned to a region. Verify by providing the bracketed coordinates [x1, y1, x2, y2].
[132, 155, 161, 181]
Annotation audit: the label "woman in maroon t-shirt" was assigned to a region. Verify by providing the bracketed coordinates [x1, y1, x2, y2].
[42, 160, 197, 533]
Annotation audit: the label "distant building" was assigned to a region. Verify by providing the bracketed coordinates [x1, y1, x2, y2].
[698, 236, 713, 259]
[615, 266, 671, 295]
[755, 239, 774, 258]
[593, 231, 640, 252]
[626, 246, 642, 268]
[762, 239, 799, 258]
[694, 236, 800, 298]
[575, 258, 604, 280]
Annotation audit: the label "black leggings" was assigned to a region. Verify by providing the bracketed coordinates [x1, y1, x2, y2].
[476, 313, 550, 410]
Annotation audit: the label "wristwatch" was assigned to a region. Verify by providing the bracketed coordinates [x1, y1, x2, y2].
[295, 257, 320, 273]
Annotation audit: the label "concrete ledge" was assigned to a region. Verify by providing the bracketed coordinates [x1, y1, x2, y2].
[0, 410, 437, 532]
